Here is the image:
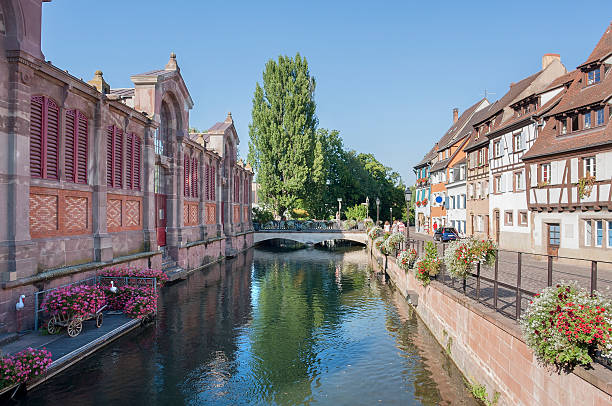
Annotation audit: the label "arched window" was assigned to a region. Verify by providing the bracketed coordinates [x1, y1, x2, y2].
[65, 109, 88, 184]
[30, 96, 60, 179]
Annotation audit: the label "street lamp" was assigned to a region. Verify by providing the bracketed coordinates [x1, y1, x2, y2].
[365, 196, 369, 219]
[389, 207, 392, 222]
[405, 186, 412, 241]
[376, 197, 380, 225]
[337, 198, 342, 220]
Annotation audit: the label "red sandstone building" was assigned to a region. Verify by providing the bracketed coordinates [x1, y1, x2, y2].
[0, 0, 253, 332]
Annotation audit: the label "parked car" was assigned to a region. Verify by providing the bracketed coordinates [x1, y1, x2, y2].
[434, 227, 458, 242]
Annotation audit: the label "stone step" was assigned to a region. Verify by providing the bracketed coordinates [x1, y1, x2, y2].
[164, 266, 186, 282]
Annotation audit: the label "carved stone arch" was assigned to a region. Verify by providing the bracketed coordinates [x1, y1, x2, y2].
[1, 0, 44, 59]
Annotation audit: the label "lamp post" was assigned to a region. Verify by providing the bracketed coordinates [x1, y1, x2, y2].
[365, 196, 369, 219]
[376, 197, 380, 225]
[337, 198, 342, 221]
[389, 207, 392, 222]
[404, 186, 412, 242]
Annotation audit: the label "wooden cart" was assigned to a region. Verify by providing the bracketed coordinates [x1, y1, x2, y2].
[47, 305, 106, 337]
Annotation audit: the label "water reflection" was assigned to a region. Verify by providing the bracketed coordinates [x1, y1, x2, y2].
[19, 247, 476, 406]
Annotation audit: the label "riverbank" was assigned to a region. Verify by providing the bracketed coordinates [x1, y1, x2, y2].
[369, 242, 612, 406]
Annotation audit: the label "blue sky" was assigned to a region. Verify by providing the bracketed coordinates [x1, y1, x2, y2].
[41, 1, 611, 183]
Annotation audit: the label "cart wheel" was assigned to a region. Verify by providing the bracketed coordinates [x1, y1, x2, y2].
[47, 319, 58, 335]
[96, 312, 103, 328]
[67, 318, 83, 337]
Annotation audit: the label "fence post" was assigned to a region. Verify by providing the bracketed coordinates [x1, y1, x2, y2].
[493, 250, 499, 311]
[591, 261, 598, 295]
[462, 277, 466, 294]
[516, 252, 522, 320]
[547, 256, 553, 287]
[476, 262, 481, 301]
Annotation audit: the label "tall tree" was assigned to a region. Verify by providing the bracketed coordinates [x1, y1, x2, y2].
[248, 54, 318, 218]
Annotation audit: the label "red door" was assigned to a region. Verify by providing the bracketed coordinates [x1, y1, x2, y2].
[155, 194, 167, 246]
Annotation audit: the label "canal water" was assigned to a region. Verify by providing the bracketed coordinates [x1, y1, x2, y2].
[19, 246, 478, 406]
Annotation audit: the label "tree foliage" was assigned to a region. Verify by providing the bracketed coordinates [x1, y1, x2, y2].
[344, 204, 367, 221]
[248, 53, 318, 218]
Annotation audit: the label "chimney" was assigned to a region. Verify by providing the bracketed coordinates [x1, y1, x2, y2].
[165, 52, 179, 71]
[542, 53, 561, 70]
[87, 70, 110, 94]
[453, 108, 459, 123]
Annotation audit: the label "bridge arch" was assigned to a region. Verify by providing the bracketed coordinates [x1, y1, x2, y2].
[253, 232, 367, 246]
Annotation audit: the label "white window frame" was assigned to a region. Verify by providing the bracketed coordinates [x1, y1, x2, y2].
[585, 220, 592, 246]
[494, 140, 501, 157]
[584, 157, 596, 178]
[596, 220, 603, 247]
[542, 164, 551, 183]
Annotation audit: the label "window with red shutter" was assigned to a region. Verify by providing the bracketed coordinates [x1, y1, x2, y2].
[76, 111, 88, 184]
[192, 157, 198, 197]
[106, 126, 123, 188]
[30, 96, 44, 178]
[205, 163, 210, 200]
[133, 136, 141, 190]
[65, 110, 76, 182]
[211, 166, 216, 201]
[184, 153, 189, 197]
[126, 134, 133, 189]
[29, 96, 60, 180]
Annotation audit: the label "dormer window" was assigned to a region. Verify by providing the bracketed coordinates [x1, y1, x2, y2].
[587, 68, 601, 85]
[596, 108, 604, 126]
[560, 118, 567, 135]
[584, 112, 591, 129]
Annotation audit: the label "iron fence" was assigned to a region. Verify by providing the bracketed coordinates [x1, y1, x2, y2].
[254, 220, 365, 232]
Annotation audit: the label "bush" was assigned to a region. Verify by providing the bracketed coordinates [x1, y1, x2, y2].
[520, 283, 612, 368]
[41, 285, 106, 319]
[252, 206, 274, 224]
[0, 348, 53, 389]
[344, 204, 367, 221]
[413, 242, 441, 286]
[397, 249, 418, 271]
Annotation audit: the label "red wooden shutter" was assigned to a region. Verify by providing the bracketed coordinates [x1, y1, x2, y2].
[114, 128, 123, 188]
[204, 164, 209, 200]
[192, 157, 198, 197]
[65, 110, 76, 182]
[76, 111, 88, 184]
[184, 153, 189, 197]
[106, 126, 114, 187]
[133, 136, 141, 190]
[126, 133, 133, 189]
[45, 98, 60, 180]
[212, 166, 216, 200]
[30, 96, 44, 178]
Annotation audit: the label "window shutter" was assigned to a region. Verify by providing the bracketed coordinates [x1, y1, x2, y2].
[520, 132, 526, 150]
[205, 164, 210, 200]
[114, 128, 123, 188]
[76, 111, 88, 184]
[126, 133, 133, 189]
[500, 136, 506, 153]
[65, 110, 76, 182]
[133, 136, 141, 190]
[501, 174, 506, 193]
[30, 96, 44, 178]
[192, 157, 198, 197]
[184, 153, 189, 197]
[212, 166, 216, 200]
[106, 126, 114, 187]
[45, 98, 60, 180]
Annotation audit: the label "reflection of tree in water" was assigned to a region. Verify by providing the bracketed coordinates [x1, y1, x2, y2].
[378, 287, 479, 406]
[249, 256, 369, 405]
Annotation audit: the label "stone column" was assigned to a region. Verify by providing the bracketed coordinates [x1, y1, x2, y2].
[165, 137, 183, 260]
[91, 97, 113, 263]
[1, 52, 38, 282]
[141, 121, 157, 251]
[198, 151, 206, 240]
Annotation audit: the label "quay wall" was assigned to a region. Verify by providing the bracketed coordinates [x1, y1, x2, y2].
[369, 244, 612, 406]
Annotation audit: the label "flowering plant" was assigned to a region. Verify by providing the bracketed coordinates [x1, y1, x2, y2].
[443, 238, 497, 279]
[416, 201, 421, 207]
[397, 249, 418, 271]
[374, 236, 388, 254]
[0, 348, 52, 389]
[100, 267, 168, 287]
[41, 285, 106, 319]
[343, 219, 357, 230]
[368, 225, 383, 240]
[103, 285, 158, 319]
[382, 232, 406, 255]
[520, 283, 612, 368]
[413, 242, 441, 286]
[422, 198, 428, 206]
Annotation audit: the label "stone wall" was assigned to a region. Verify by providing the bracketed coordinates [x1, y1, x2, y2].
[369, 244, 612, 406]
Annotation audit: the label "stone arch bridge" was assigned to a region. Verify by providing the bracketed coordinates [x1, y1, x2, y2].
[253, 230, 367, 246]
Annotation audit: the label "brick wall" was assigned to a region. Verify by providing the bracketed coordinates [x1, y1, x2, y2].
[370, 245, 612, 405]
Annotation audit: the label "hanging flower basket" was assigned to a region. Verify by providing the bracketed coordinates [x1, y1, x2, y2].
[443, 238, 497, 279]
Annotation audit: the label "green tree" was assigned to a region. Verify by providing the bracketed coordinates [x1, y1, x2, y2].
[248, 53, 318, 218]
[344, 204, 367, 220]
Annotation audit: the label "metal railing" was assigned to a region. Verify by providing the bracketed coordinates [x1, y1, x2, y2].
[377, 237, 612, 369]
[34, 275, 158, 331]
[254, 220, 366, 232]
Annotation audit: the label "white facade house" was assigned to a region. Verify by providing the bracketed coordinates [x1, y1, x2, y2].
[447, 161, 467, 235]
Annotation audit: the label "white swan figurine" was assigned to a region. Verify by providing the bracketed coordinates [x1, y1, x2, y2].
[110, 281, 118, 293]
[15, 295, 25, 311]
